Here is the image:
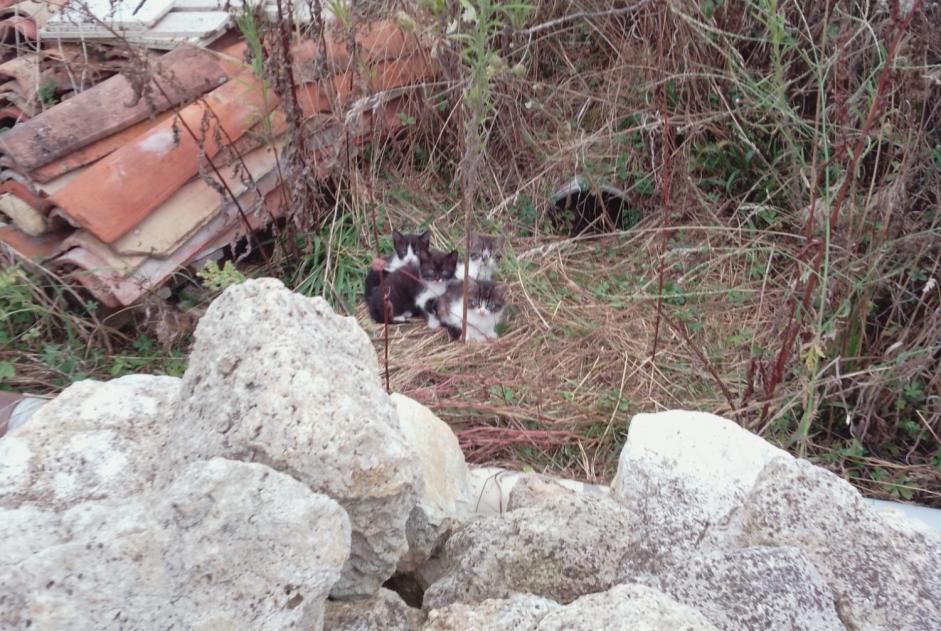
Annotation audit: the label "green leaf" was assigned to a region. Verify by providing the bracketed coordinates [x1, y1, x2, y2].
[0, 361, 15, 383]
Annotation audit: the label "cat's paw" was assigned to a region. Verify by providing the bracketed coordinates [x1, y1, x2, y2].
[370, 257, 387, 272]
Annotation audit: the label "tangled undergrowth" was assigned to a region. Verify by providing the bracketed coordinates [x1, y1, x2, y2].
[2, 0, 939, 504]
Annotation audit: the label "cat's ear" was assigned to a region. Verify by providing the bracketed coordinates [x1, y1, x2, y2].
[417, 229, 431, 250]
[445, 250, 459, 268]
[492, 283, 507, 304]
[392, 230, 405, 249]
[493, 235, 507, 249]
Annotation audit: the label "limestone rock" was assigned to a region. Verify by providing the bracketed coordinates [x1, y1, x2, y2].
[0, 458, 350, 630]
[611, 410, 790, 562]
[741, 458, 941, 629]
[466, 465, 611, 516]
[506, 473, 576, 511]
[325, 588, 425, 630]
[536, 583, 718, 631]
[631, 547, 843, 631]
[166, 278, 420, 597]
[424, 594, 560, 631]
[0, 375, 180, 511]
[0, 505, 61, 565]
[424, 585, 717, 631]
[423, 493, 637, 609]
[391, 393, 471, 573]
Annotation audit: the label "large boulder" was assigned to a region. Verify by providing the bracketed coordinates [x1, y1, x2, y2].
[423, 585, 717, 631]
[391, 393, 472, 573]
[610, 410, 791, 567]
[0, 458, 350, 630]
[629, 547, 843, 630]
[424, 594, 561, 631]
[325, 588, 425, 630]
[740, 457, 941, 629]
[536, 583, 718, 631]
[423, 493, 637, 609]
[0, 375, 181, 511]
[164, 278, 420, 597]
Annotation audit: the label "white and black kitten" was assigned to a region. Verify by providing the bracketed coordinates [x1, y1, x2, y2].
[414, 248, 459, 327]
[455, 233, 505, 281]
[432, 279, 506, 342]
[364, 229, 431, 300]
[367, 247, 458, 324]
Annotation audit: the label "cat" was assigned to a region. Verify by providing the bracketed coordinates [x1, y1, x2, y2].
[455, 233, 505, 282]
[367, 247, 458, 325]
[364, 229, 431, 300]
[413, 247, 459, 328]
[432, 278, 506, 342]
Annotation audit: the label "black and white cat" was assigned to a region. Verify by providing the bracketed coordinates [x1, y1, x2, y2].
[364, 229, 431, 299]
[431, 278, 506, 341]
[367, 247, 458, 324]
[455, 234, 505, 281]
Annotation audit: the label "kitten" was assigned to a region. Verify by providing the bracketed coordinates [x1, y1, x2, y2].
[434, 279, 506, 342]
[366, 263, 422, 324]
[367, 248, 458, 325]
[455, 233, 505, 281]
[364, 229, 431, 300]
[414, 248, 459, 328]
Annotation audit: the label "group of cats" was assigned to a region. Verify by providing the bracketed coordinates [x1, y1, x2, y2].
[363, 230, 508, 342]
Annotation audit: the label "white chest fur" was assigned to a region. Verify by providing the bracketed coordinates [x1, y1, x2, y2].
[444, 302, 502, 341]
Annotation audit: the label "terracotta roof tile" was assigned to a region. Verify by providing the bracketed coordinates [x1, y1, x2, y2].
[0, 223, 68, 260]
[4, 20, 440, 306]
[0, 45, 233, 171]
[296, 54, 436, 118]
[53, 247, 124, 308]
[50, 70, 277, 243]
[29, 111, 174, 183]
[111, 138, 285, 257]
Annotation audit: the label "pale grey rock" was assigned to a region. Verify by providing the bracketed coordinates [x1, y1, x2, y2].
[0, 505, 61, 565]
[325, 588, 425, 630]
[536, 583, 718, 631]
[741, 458, 941, 630]
[465, 465, 611, 516]
[611, 410, 791, 566]
[166, 278, 420, 597]
[391, 393, 471, 574]
[0, 375, 180, 511]
[424, 594, 560, 631]
[629, 547, 843, 631]
[506, 473, 575, 511]
[0, 458, 350, 630]
[424, 585, 716, 631]
[423, 493, 637, 609]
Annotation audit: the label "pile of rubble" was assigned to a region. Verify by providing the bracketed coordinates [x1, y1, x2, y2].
[2, 278, 939, 629]
[0, 12, 436, 308]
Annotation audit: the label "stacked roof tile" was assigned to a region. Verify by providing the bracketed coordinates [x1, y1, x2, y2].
[0, 18, 437, 307]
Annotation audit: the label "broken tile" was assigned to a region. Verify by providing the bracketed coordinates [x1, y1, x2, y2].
[0, 45, 234, 171]
[296, 54, 438, 118]
[44, 0, 174, 32]
[52, 247, 125, 308]
[0, 190, 43, 234]
[120, 11, 230, 50]
[62, 230, 147, 276]
[0, 223, 68, 260]
[291, 20, 419, 79]
[50, 70, 277, 243]
[0, 53, 40, 98]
